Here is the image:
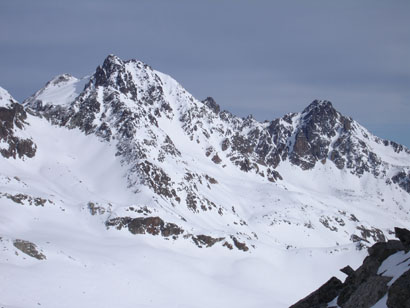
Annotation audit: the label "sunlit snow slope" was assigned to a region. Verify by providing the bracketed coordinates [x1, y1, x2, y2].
[1, 55, 409, 308]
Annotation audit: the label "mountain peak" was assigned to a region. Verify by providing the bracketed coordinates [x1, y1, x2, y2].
[287, 99, 356, 170]
[300, 99, 341, 129]
[102, 54, 124, 70]
[46, 74, 77, 86]
[309, 99, 333, 108]
[0, 86, 17, 108]
[94, 54, 127, 89]
[302, 99, 335, 114]
[23, 73, 89, 109]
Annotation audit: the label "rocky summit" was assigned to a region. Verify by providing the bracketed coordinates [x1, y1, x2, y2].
[1, 55, 410, 308]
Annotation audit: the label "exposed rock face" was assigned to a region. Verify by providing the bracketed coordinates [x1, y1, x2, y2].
[351, 225, 386, 244]
[87, 202, 110, 215]
[105, 215, 249, 251]
[334, 239, 404, 307]
[201, 97, 220, 114]
[290, 228, 410, 308]
[340, 266, 355, 276]
[394, 227, 410, 249]
[231, 236, 249, 252]
[290, 276, 343, 308]
[342, 275, 391, 308]
[392, 171, 410, 194]
[387, 269, 410, 308]
[290, 100, 342, 170]
[13, 239, 46, 260]
[268, 100, 390, 176]
[1, 193, 50, 206]
[136, 160, 178, 200]
[191, 234, 224, 248]
[105, 216, 184, 238]
[0, 89, 36, 159]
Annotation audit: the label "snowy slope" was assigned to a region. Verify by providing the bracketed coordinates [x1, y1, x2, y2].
[24, 74, 90, 108]
[1, 55, 410, 308]
[0, 87, 15, 108]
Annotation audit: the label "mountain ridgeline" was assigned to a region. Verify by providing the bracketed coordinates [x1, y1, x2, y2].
[2, 54, 410, 308]
[1, 54, 410, 252]
[24, 55, 410, 186]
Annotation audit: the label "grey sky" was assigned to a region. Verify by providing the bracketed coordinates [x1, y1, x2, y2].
[1, 0, 409, 146]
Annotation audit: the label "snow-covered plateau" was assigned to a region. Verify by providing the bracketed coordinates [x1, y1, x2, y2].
[1, 55, 409, 308]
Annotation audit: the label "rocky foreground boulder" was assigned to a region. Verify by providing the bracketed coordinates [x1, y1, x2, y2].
[290, 227, 410, 308]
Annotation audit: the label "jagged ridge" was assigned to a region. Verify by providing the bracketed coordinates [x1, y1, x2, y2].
[2, 54, 410, 308]
[1, 54, 409, 251]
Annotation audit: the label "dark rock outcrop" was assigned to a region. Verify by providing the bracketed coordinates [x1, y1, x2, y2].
[290, 276, 343, 308]
[192, 234, 224, 248]
[105, 216, 184, 238]
[355, 225, 386, 243]
[231, 236, 249, 252]
[0, 98, 36, 159]
[1, 193, 50, 206]
[105, 216, 249, 252]
[387, 269, 410, 308]
[342, 275, 392, 308]
[13, 239, 46, 260]
[392, 171, 410, 194]
[394, 227, 410, 249]
[340, 265, 355, 276]
[201, 97, 220, 114]
[94, 54, 138, 100]
[336, 238, 404, 307]
[290, 227, 410, 308]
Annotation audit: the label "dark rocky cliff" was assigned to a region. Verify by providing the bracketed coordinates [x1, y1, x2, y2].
[290, 227, 410, 308]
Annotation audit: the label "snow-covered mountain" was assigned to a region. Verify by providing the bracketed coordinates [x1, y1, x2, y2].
[1, 54, 410, 308]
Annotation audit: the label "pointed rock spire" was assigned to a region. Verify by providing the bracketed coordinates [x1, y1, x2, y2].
[201, 97, 220, 114]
